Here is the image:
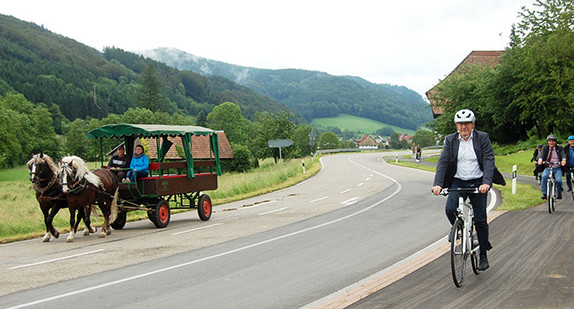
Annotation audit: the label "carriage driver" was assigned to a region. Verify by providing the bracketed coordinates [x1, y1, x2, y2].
[107, 145, 131, 181]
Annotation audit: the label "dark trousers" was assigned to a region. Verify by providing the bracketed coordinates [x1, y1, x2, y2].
[126, 170, 148, 182]
[445, 178, 492, 254]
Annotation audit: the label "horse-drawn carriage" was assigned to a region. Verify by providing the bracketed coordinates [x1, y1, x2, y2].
[87, 124, 228, 229]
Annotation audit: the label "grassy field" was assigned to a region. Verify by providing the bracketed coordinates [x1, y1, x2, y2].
[311, 113, 416, 135]
[0, 157, 321, 243]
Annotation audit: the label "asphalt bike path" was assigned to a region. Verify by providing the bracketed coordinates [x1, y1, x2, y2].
[341, 153, 574, 308]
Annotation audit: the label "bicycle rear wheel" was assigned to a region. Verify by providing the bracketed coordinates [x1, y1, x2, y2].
[450, 219, 466, 287]
[546, 179, 556, 214]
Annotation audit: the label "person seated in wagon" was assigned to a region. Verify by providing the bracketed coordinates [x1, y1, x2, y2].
[106, 145, 131, 181]
[126, 145, 149, 182]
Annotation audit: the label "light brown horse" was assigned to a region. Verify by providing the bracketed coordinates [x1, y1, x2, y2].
[27, 153, 94, 242]
[58, 156, 118, 242]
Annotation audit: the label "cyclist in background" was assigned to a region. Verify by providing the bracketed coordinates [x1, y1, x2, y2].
[537, 135, 566, 200]
[563, 136, 574, 192]
[531, 144, 543, 182]
[432, 109, 506, 272]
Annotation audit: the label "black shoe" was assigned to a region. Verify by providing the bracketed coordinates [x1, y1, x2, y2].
[477, 253, 489, 271]
[541, 194, 547, 200]
[558, 192, 563, 199]
[568, 188, 572, 192]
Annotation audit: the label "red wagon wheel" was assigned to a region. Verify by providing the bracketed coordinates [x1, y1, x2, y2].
[197, 194, 212, 221]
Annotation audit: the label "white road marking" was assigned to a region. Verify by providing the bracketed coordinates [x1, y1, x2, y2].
[341, 197, 359, 206]
[310, 196, 328, 203]
[340, 189, 351, 194]
[258, 207, 289, 216]
[357, 182, 364, 187]
[171, 223, 223, 235]
[8, 249, 105, 270]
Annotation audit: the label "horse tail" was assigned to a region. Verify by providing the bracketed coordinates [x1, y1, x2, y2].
[109, 188, 118, 223]
[90, 204, 99, 217]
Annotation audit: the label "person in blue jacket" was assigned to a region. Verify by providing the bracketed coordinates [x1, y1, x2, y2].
[126, 145, 149, 182]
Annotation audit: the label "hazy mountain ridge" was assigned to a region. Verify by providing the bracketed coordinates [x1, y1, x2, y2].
[138, 47, 432, 130]
[0, 14, 295, 123]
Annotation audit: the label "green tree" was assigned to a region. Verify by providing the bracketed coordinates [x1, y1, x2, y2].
[389, 132, 401, 149]
[319, 132, 340, 150]
[412, 129, 436, 147]
[207, 102, 248, 145]
[135, 63, 167, 112]
[196, 111, 207, 127]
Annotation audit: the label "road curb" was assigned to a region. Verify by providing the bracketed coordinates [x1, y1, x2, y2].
[311, 209, 506, 309]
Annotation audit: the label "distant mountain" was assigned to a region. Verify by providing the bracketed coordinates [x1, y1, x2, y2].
[138, 48, 433, 130]
[0, 14, 295, 123]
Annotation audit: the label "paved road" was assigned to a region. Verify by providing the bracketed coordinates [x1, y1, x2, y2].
[340, 152, 574, 308]
[0, 152, 449, 308]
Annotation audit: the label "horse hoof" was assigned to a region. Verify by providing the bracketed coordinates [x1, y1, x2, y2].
[42, 234, 51, 242]
[83, 230, 90, 237]
[99, 232, 106, 238]
[53, 230, 60, 239]
[66, 238, 74, 243]
[106, 230, 112, 235]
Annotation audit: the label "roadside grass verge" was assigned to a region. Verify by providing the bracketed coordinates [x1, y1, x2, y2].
[0, 156, 321, 243]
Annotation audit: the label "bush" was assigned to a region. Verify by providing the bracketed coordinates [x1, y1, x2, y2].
[229, 144, 253, 172]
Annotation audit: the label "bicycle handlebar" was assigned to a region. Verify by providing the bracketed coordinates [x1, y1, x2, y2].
[437, 187, 480, 196]
[540, 161, 561, 165]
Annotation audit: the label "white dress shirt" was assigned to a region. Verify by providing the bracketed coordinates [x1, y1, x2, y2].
[454, 132, 483, 180]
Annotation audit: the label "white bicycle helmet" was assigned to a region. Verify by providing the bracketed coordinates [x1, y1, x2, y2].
[454, 109, 475, 123]
[547, 134, 557, 141]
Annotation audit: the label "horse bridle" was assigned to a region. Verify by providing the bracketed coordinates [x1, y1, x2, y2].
[59, 164, 87, 194]
[30, 159, 59, 194]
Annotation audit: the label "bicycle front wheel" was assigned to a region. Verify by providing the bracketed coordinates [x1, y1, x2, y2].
[450, 219, 466, 287]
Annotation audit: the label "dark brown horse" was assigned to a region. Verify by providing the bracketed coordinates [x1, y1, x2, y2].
[58, 155, 118, 242]
[27, 153, 93, 242]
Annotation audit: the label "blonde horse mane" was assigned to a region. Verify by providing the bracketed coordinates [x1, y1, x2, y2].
[27, 153, 58, 174]
[60, 156, 103, 188]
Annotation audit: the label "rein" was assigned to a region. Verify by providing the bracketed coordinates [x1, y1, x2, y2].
[33, 174, 59, 194]
[63, 176, 88, 195]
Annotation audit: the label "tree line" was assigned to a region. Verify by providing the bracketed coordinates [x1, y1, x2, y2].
[430, 0, 574, 144]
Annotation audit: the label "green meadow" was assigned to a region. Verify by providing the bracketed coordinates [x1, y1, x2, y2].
[311, 113, 416, 135]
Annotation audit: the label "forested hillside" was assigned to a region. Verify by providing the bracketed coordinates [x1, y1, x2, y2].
[0, 14, 295, 128]
[138, 48, 433, 130]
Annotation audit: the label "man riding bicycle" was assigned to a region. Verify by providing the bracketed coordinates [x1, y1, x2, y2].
[563, 136, 574, 192]
[432, 109, 505, 272]
[536, 135, 566, 199]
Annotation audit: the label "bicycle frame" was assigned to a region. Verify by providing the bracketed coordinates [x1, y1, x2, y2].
[439, 187, 481, 287]
[542, 161, 560, 213]
[442, 188, 479, 255]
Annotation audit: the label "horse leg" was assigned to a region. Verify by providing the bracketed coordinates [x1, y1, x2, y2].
[98, 200, 110, 238]
[81, 206, 93, 237]
[66, 207, 77, 243]
[46, 206, 61, 241]
[41, 205, 52, 242]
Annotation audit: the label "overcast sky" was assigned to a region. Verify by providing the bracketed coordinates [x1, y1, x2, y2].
[2, 0, 530, 99]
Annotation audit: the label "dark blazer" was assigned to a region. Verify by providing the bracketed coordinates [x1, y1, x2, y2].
[433, 130, 506, 188]
[534, 144, 567, 174]
[562, 144, 573, 167]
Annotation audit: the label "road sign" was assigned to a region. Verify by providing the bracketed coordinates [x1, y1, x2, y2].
[309, 129, 315, 147]
[268, 139, 293, 148]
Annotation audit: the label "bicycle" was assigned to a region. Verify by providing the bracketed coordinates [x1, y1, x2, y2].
[439, 187, 481, 287]
[542, 161, 561, 214]
[567, 167, 574, 202]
